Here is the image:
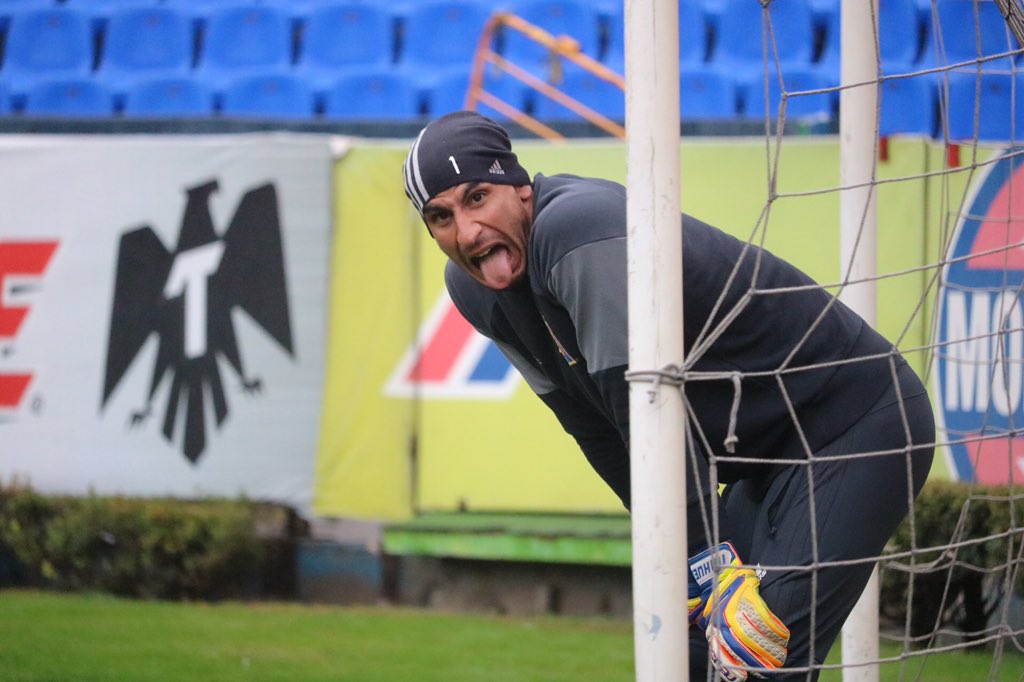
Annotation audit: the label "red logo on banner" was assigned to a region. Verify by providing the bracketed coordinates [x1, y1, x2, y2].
[384, 291, 519, 399]
[0, 241, 58, 412]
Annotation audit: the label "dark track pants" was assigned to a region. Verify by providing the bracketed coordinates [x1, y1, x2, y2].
[689, 362, 936, 680]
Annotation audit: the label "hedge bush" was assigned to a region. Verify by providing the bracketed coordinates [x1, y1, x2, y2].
[0, 485, 271, 600]
[2, 480, 1020, 629]
[881, 480, 1024, 643]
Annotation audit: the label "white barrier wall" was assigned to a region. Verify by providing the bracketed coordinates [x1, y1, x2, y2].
[0, 134, 334, 512]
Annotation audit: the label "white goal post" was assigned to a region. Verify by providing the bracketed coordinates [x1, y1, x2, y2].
[624, 0, 688, 680]
[837, 0, 881, 681]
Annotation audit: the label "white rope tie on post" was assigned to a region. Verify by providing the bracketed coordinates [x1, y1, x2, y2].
[623, 368, 745, 454]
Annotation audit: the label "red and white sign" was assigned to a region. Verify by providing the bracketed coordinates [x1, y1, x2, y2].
[0, 240, 58, 415]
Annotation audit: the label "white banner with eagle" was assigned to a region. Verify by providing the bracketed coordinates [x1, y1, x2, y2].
[0, 134, 337, 513]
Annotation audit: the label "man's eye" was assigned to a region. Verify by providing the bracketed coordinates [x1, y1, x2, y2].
[470, 191, 485, 203]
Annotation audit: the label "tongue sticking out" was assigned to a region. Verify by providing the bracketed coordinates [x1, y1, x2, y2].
[478, 245, 516, 288]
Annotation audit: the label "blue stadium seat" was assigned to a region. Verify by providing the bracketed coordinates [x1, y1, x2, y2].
[0, 0, 53, 31]
[123, 76, 214, 117]
[254, 0, 334, 23]
[221, 73, 316, 119]
[63, 0, 164, 26]
[24, 78, 115, 117]
[64, 0, 164, 9]
[880, 75, 935, 136]
[0, 83, 10, 115]
[681, 68, 738, 119]
[195, 5, 293, 93]
[504, 0, 601, 71]
[744, 67, 833, 121]
[169, 0, 329, 25]
[604, 1, 706, 72]
[428, 66, 531, 120]
[97, 6, 195, 96]
[807, 0, 838, 27]
[323, 70, 422, 120]
[398, 1, 490, 83]
[818, 0, 923, 82]
[921, 0, 1020, 72]
[164, 0, 250, 22]
[591, 0, 619, 22]
[2, 7, 94, 101]
[533, 67, 623, 121]
[946, 72, 1024, 141]
[884, 0, 927, 69]
[711, 0, 816, 97]
[297, 3, 394, 93]
[701, 0, 726, 30]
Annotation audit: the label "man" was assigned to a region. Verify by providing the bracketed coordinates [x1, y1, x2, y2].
[403, 111, 934, 680]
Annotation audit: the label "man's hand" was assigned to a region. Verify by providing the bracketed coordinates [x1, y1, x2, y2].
[687, 543, 740, 624]
[698, 560, 790, 681]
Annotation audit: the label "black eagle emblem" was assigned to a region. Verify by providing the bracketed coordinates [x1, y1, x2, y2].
[101, 180, 294, 463]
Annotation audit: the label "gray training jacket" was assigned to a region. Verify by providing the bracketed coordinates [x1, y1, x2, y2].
[446, 173, 900, 550]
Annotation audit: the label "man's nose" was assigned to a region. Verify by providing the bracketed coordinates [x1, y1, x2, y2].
[454, 211, 482, 247]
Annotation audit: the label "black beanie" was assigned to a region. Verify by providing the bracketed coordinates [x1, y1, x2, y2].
[403, 111, 531, 215]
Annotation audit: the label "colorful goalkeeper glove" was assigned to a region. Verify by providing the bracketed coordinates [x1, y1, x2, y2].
[687, 542, 740, 624]
[698, 553, 790, 681]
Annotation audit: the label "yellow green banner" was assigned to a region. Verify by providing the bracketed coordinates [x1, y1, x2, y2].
[316, 136, 952, 521]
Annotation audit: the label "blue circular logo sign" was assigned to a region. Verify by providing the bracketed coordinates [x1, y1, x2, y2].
[935, 148, 1024, 484]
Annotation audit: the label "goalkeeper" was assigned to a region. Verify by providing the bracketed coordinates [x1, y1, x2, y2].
[402, 112, 934, 680]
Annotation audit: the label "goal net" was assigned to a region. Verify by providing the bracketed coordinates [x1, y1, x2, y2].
[877, 0, 1024, 677]
[677, 0, 1024, 679]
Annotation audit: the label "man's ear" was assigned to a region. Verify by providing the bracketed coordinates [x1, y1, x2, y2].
[516, 183, 534, 208]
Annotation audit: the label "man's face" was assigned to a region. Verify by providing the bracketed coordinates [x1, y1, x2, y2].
[422, 181, 534, 290]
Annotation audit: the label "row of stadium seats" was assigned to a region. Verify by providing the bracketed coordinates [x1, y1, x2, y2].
[0, 0, 1019, 141]
[0, 0, 999, 34]
[0, 0, 1017, 101]
[3, 66, 1021, 143]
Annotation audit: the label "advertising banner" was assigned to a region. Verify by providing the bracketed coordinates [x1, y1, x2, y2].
[933, 146, 1024, 484]
[0, 134, 334, 512]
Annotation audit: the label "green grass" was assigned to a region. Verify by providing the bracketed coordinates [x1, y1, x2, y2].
[0, 590, 633, 682]
[819, 641, 1024, 682]
[1, 590, 1020, 681]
